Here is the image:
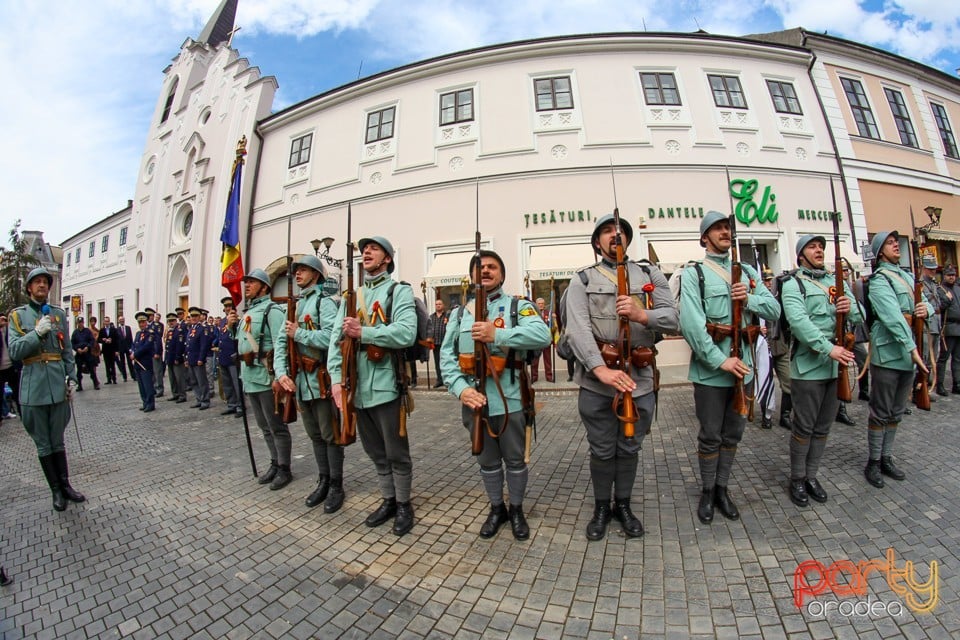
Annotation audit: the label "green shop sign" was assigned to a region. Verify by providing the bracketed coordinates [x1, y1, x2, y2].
[797, 209, 843, 222]
[647, 207, 706, 221]
[730, 179, 778, 226]
[523, 209, 593, 228]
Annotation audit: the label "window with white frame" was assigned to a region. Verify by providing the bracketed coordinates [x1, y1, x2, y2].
[534, 76, 573, 111]
[101, 235, 109, 253]
[67, 252, 71, 266]
[289, 133, 312, 168]
[440, 89, 474, 125]
[640, 73, 681, 106]
[708, 75, 747, 109]
[840, 78, 879, 139]
[883, 88, 918, 147]
[365, 107, 396, 144]
[75, 247, 81, 263]
[119, 226, 128, 246]
[88, 241, 95, 258]
[931, 102, 959, 159]
[766, 80, 802, 115]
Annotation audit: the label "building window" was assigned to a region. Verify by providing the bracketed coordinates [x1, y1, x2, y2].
[708, 75, 747, 109]
[289, 133, 312, 168]
[640, 73, 681, 106]
[534, 76, 573, 111]
[67, 253, 71, 267]
[440, 89, 474, 125]
[119, 226, 128, 246]
[365, 107, 396, 143]
[840, 78, 879, 139]
[75, 247, 81, 263]
[766, 80, 802, 115]
[160, 78, 178, 124]
[883, 88, 918, 147]
[88, 241, 95, 258]
[115, 299, 124, 320]
[931, 103, 959, 159]
[101, 235, 109, 253]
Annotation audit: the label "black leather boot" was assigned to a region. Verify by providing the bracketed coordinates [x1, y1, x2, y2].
[805, 478, 828, 503]
[779, 393, 793, 430]
[880, 456, 906, 481]
[835, 404, 856, 426]
[270, 464, 292, 490]
[508, 504, 530, 540]
[713, 486, 740, 520]
[864, 459, 884, 488]
[305, 475, 330, 508]
[393, 501, 414, 536]
[953, 383, 960, 395]
[0, 566, 11, 586]
[613, 499, 644, 538]
[324, 478, 345, 514]
[760, 416, 772, 429]
[585, 501, 612, 540]
[789, 479, 809, 507]
[53, 451, 86, 503]
[936, 381, 949, 396]
[697, 489, 714, 524]
[479, 503, 509, 539]
[39, 455, 66, 512]
[365, 497, 397, 527]
[258, 460, 278, 485]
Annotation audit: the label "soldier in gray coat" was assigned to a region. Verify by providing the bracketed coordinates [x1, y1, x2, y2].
[936, 265, 960, 394]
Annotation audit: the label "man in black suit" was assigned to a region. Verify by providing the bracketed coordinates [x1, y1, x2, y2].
[98, 316, 120, 384]
[116, 315, 134, 382]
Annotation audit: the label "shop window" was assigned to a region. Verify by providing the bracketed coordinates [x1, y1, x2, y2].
[708, 75, 747, 109]
[840, 78, 879, 139]
[883, 88, 918, 147]
[365, 107, 395, 144]
[931, 103, 958, 159]
[440, 89, 474, 125]
[766, 80, 802, 115]
[640, 73, 681, 106]
[534, 76, 573, 111]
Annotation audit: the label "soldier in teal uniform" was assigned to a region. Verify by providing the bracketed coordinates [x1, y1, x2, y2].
[440, 250, 551, 540]
[679, 211, 781, 524]
[563, 215, 678, 540]
[228, 269, 293, 490]
[781, 235, 861, 507]
[276, 255, 346, 512]
[8, 267, 85, 512]
[131, 311, 156, 412]
[863, 231, 931, 487]
[329, 236, 418, 536]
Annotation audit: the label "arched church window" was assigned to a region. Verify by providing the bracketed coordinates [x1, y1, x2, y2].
[161, 78, 179, 124]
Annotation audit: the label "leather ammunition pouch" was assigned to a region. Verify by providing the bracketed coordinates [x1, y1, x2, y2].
[365, 344, 391, 363]
[239, 352, 256, 366]
[261, 350, 275, 376]
[705, 323, 761, 345]
[596, 340, 657, 370]
[298, 354, 331, 399]
[903, 313, 913, 326]
[300, 355, 319, 374]
[458, 353, 509, 376]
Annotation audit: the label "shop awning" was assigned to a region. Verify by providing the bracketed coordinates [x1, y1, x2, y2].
[926, 229, 960, 242]
[527, 244, 596, 280]
[424, 251, 473, 287]
[647, 240, 703, 274]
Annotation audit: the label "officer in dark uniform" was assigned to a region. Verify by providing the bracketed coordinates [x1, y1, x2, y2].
[132, 312, 157, 412]
[144, 308, 165, 398]
[172, 308, 189, 402]
[218, 297, 243, 416]
[185, 307, 212, 410]
[163, 313, 181, 401]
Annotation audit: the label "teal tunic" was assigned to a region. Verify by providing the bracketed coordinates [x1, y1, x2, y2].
[868, 261, 933, 372]
[781, 268, 863, 381]
[234, 295, 286, 393]
[274, 284, 340, 402]
[8, 300, 78, 404]
[327, 273, 417, 409]
[679, 253, 781, 387]
[440, 288, 552, 416]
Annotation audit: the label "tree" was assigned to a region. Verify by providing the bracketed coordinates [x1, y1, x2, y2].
[0, 219, 41, 313]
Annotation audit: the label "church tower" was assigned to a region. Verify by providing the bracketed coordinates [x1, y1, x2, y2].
[127, 0, 276, 313]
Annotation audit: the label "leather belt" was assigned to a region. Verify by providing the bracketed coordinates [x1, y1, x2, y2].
[24, 353, 62, 365]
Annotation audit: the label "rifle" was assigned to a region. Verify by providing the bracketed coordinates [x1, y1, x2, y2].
[278, 254, 298, 424]
[908, 207, 931, 411]
[609, 166, 639, 439]
[727, 213, 751, 419]
[471, 182, 489, 455]
[336, 204, 359, 444]
[830, 181, 854, 402]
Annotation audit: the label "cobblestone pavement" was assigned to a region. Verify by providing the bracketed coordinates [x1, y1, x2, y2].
[1, 379, 957, 639]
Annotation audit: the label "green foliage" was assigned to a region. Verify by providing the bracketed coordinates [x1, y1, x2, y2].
[0, 219, 41, 313]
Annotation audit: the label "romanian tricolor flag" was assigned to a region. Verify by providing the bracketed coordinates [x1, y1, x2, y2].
[220, 138, 246, 306]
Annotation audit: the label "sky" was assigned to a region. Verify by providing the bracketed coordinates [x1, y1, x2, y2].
[1, 0, 958, 248]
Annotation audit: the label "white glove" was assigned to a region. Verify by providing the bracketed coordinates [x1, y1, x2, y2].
[35, 316, 52, 337]
[66, 380, 77, 401]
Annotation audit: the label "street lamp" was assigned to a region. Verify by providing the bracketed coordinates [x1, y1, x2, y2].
[310, 237, 344, 288]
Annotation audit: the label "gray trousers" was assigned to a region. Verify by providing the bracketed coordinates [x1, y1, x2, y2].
[924, 332, 940, 382]
[301, 397, 344, 479]
[867, 366, 912, 460]
[220, 364, 242, 411]
[358, 398, 412, 503]
[167, 362, 180, 399]
[461, 407, 528, 506]
[191, 364, 210, 405]
[153, 358, 164, 395]
[578, 387, 652, 502]
[693, 383, 747, 490]
[789, 378, 837, 481]
[936, 335, 960, 389]
[247, 389, 292, 466]
[772, 353, 791, 395]
[205, 358, 216, 394]
[174, 363, 189, 400]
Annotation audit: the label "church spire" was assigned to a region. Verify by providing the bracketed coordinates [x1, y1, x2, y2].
[197, 0, 238, 48]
